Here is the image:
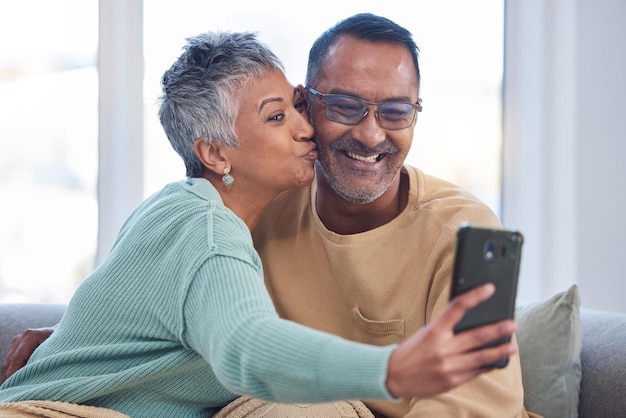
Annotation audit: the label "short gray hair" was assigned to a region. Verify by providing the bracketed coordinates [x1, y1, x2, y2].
[159, 31, 284, 178]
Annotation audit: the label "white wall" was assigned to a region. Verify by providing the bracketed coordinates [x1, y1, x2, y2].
[503, 0, 626, 312]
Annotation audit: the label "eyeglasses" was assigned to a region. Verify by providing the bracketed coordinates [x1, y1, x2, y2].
[305, 86, 422, 130]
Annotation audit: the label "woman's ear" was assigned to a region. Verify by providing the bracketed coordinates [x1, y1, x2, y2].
[194, 138, 228, 176]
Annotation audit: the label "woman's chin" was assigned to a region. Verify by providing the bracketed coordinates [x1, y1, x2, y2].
[301, 171, 316, 187]
[288, 171, 315, 190]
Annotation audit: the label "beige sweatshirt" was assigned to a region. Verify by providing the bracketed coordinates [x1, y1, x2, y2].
[253, 165, 540, 418]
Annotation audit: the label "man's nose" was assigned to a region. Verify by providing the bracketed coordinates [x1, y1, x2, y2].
[349, 109, 386, 148]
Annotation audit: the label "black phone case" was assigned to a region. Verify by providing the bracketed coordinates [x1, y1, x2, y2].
[449, 224, 524, 368]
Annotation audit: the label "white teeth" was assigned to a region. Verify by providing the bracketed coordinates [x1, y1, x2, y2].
[346, 151, 379, 162]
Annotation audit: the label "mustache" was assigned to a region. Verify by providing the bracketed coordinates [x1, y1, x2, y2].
[327, 137, 400, 155]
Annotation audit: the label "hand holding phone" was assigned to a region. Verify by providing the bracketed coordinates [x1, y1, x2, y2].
[449, 223, 524, 368]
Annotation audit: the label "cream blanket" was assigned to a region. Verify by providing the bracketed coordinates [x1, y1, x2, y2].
[1, 397, 375, 417]
[0, 401, 129, 418]
[215, 396, 375, 418]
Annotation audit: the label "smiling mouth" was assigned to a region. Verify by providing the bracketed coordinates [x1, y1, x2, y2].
[346, 151, 382, 163]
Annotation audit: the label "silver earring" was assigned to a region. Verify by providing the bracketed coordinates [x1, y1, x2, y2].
[222, 167, 234, 186]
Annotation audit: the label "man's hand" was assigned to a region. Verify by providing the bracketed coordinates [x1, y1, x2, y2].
[385, 283, 517, 399]
[1, 326, 55, 383]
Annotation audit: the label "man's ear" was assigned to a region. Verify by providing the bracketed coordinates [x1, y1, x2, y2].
[194, 138, 228, 176]
[297, 84, 309, 108]
[296, 84, 312, 121]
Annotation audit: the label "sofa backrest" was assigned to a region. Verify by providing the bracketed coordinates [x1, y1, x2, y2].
[579, 308, 626, 418]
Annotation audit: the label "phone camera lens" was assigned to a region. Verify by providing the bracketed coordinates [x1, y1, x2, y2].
[484, 240, 497, 262]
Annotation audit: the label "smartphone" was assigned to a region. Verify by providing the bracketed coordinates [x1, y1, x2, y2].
[449, 223, 524, 368]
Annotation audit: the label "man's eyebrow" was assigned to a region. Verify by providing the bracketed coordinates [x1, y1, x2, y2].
[326, 88, 412, 103]
[259, 97, 284, 111]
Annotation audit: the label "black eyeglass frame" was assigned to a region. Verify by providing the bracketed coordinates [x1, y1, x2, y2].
[304, 86, 422, 130]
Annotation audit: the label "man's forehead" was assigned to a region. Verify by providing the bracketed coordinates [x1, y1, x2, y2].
[318, 36, 419, 99]
[324, 36, 415, 73]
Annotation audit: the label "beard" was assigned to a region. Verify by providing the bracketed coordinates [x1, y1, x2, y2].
[315, 138, 405, 204]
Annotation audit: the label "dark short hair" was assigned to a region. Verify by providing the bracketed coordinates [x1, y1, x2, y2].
[305, 13, 420, 89]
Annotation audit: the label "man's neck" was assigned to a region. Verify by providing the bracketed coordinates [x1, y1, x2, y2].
[315, 170, 409, 235]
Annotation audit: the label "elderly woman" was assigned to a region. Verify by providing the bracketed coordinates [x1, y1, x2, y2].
[0, 32, 516, 417]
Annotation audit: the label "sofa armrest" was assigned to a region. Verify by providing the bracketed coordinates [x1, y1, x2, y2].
[0, 303, 66, 367]
[579, 308, 626, 418]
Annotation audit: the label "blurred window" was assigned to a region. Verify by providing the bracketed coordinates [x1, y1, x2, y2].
[0, 1, 99, 302]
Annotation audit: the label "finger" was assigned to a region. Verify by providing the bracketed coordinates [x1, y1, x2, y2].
[439, 340, 518, 390]
[436, 283, 495, 331]
[0, 359, 7, 383]
[2, 358, 27, 383]
[454, 319, 517, 353]
[2, 327, 57, 383]
[2, 345, 30, 383]
[1, 335, 23, 383]
[459, 340, 518, 370]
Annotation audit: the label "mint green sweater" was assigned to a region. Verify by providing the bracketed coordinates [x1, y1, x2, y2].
[0, 178, 395, 417]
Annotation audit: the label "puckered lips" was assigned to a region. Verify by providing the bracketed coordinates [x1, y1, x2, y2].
[302, 143, 319, 160]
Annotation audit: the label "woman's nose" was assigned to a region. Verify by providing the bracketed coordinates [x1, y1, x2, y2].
[295, 112, 315, 140]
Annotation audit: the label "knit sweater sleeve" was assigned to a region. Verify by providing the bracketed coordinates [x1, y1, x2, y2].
[181, 253, 397, 403]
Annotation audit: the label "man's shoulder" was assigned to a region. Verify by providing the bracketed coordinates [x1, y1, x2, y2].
[404, 165, 500, 227]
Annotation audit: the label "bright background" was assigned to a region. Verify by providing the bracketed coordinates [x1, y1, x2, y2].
[0, 0, 504, 303]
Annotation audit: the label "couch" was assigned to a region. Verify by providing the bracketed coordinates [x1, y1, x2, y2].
[1, 286, 626, 418]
